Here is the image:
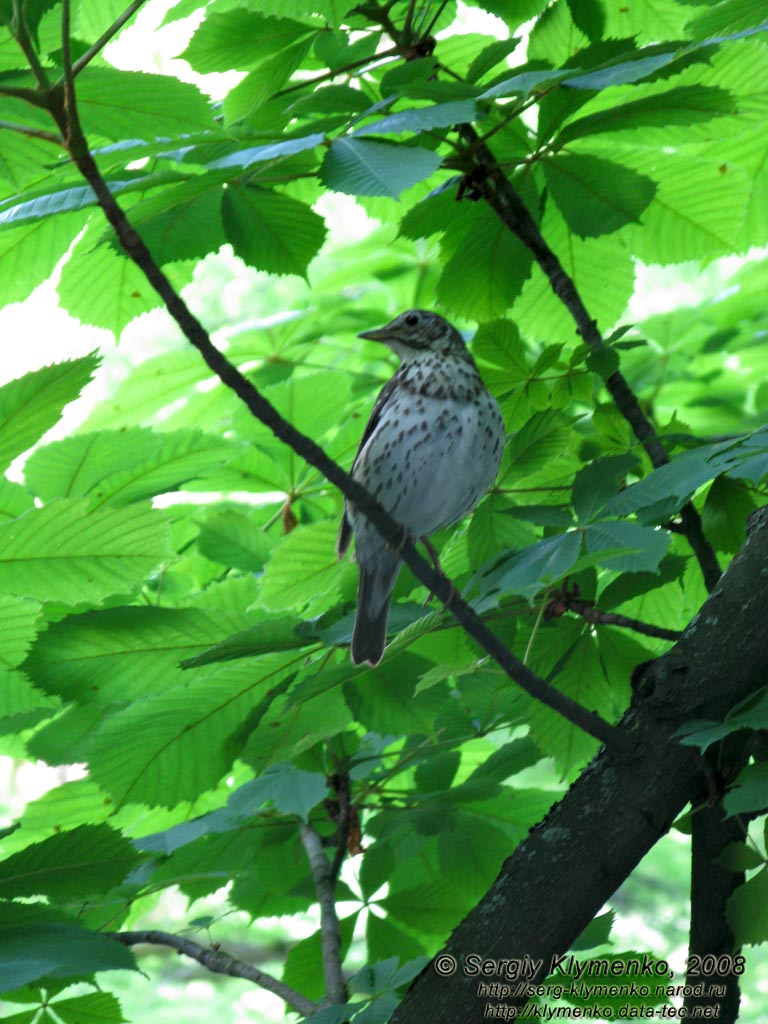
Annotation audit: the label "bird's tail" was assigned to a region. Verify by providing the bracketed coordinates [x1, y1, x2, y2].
[351, 557, 400, 666]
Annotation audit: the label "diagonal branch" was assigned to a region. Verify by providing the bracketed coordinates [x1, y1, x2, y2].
[455, 124, 723, 592]
[299, 822, 347, 1004]
[109, 930, 318, 1016]
[45, 12, 633, 757]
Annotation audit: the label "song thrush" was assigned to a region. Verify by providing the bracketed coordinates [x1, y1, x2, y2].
[337, 309, 505, 666]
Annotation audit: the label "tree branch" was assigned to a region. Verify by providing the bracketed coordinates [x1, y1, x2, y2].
[545, 591, 683, 642]
[300, 822, 347, 1004]
[109, 930, 318, 1016]
[0, 119, 62, 145]
[64, 0, 149, 82]
[45, 19, 632, 757]
[11, 0, 50, 89]
[454, 124, 723, 593]
[391, 507, 768, 1023]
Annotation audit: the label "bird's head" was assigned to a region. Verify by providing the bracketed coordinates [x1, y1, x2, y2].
[358, 309, 470, 362]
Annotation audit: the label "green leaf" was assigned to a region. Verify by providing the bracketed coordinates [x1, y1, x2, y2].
[24, 606, 246, 705]
[56, 230, 189, 336]
[88, 656, 299, 806]
[353, 100, 476, 137]
[223, 38, 314, 122]
[0, 211, 89, 307]
[544, 153, 657, 237]
[222, 185, 327, 278]
[47, 992, 127, 1024]
[127, 178, 226, 265]
[584, 521, 670, 573]
[181, 9, 316, 73]
[556, 86, 738, 145]
[723, 762, 768, 816]
[727, 866, 768, 946]
[467, 37, 521, 83]
[244, 762, 328, 821]
[0, 915, 135, 993]
[0, 501, 171, 603]
[25, 428, 234, 506]
[261, 521, 350, 615]
[320, 139, 442, 198]
[0, 595, 41, 668]
[181, 617, 306, 668]
[0, 355, 99, 473]
[0, 823, 139, 899]
[687, 0, 768, 41]
[196, 507, 272, 571]
[207, 132, 325, 171]
[701, 475, 755, 553]
[473, 531, 582, 606]
[566, 0, 605, 42]
[572, 454, 639, 523]
[563, 52, 680, 90]
[437, 204, 533, 319]
[77, 69, 214, 139]
[501, 410, 572, 481]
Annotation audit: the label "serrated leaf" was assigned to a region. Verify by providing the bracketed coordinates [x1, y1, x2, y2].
[25, 427, 234, 506]
[566, 0, 605, 42]
[48, 991, 127, 1024]
[727, 866, 768, 946]
[544, 153, 656, 237]
[88, 656, 299, 806]
[584, 521, 670, 573]
[556, 85, 738, 145]
[0, 354, 99, 473]
[572, 454, 639, 523]
[0, 917, 135, 993]
[437, 204, 532, 319]
[321, 138, 441, 198]
[244, 762, 328, 821]
[0, 824, 139, 899]
[473, 531, 582, 606]
[687, 0, 768, 42]
[0, 210, 89, 307]
[564, 52, 679, 91]
[222, 185, 327, 278]
[181, 9, 315, 73]
[353, 100, 475, 137]
[207, 132, 325, 171]
[24, 606, 246, 705]
[0, 501, 171, 603]
[196, 507, 272, 571]
[0, 595, 40, 669]
[261, 521, 349, 614]
[77, 69, 213, 140]
[181, 617, 307, 667]
[467, 37, 521, 83]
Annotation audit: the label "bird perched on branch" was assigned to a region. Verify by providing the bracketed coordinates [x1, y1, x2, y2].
[337, 309, 505, 666]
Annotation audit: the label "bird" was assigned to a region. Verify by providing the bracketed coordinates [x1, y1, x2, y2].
[337, 309, 506, 666]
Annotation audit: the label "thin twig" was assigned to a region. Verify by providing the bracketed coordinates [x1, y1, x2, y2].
[109, 930, 318, 1016]
[69, 0, 149, 80]
[547, 594, 683, 642]
[272, 45, 400, 99]
[299, 822, 346, 1004]
[455, 123, 722, 593]
[0, 119, 62, 145]
[329, 773, 353, 883]
[11, 0, 50, 89]
[47, 5, 633, 756]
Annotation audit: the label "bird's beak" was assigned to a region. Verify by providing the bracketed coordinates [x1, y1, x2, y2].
[358, 325, 391, 342]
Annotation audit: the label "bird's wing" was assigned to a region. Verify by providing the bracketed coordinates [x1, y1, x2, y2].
[336, 372, 400, 559]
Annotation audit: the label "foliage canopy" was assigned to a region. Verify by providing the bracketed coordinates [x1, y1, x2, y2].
[0, 0, 767, 1021]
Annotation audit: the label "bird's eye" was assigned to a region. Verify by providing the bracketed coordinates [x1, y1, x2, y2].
[405, 312, 420, 326]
